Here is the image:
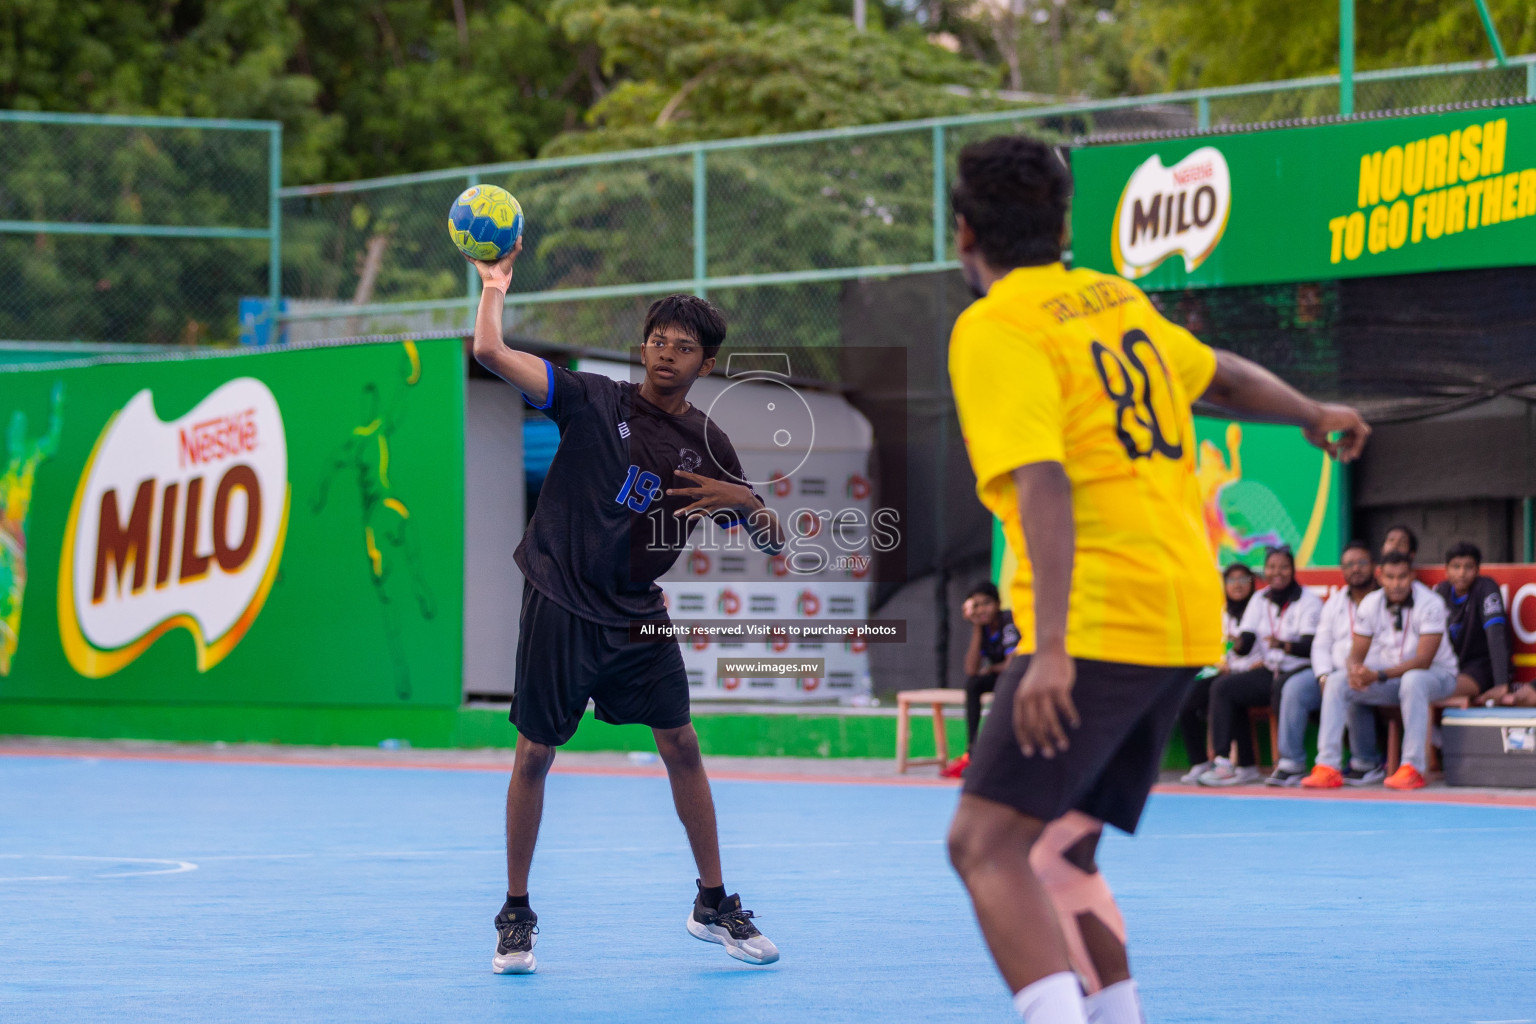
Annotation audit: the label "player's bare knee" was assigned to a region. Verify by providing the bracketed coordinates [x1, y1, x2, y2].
[513, 739, 555, 780]
[653, 725, 702, 768]
[948, 801, 1041, 878]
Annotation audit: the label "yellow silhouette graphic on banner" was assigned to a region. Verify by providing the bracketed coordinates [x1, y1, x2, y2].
[313, 342, 435, 700]
[0, 383, 64, 675]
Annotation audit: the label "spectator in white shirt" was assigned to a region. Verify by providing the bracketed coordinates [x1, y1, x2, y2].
[1177, 563, 1259, 783]
[1197, 547, 1323, 787]
[1303, 550, 1458, 791]
[1265, 541, 1382, 786]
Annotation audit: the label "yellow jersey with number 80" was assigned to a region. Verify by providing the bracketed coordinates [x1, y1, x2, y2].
[949, 262, 1223, 667]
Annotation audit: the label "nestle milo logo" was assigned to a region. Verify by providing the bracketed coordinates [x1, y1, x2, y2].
[1112, 146, 1232, 280]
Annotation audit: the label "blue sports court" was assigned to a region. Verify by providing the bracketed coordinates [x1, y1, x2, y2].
[3, 749, 1534, 1024]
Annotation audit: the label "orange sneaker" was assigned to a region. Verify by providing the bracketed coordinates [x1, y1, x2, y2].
[941, 752, 970, 779]
[1299, 764, 1344, 789]
[1384, 764, 1426, 790]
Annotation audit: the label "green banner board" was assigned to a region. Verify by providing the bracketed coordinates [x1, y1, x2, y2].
[0, 340, 464, 710]
[1070, 105, 1536, 290]
[993, 415, 1341, 595]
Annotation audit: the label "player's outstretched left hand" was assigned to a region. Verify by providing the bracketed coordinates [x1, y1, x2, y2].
[668, 470, 755, 520]
[1304, 403, 1370, 463]
[1013, 647, 1079, 759]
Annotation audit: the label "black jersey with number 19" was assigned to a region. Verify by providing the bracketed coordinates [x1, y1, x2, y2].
[514, 360, 755, 627]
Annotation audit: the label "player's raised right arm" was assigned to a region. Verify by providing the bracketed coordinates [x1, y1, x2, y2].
[468, 242, 550, 406]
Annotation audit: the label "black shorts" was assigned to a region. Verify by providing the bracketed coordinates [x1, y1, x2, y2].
[962, 655, 1199, 835]
[509, 582, 691, 746]
[1459, 657, 1496, 693]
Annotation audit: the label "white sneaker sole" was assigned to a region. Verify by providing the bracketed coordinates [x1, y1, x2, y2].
[686, 913, 779, 965]
[492, 933, 537, 974]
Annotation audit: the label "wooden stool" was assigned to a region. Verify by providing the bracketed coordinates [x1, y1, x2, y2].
[1383, 696, 1470, 774]
[895, 688, 992, 774]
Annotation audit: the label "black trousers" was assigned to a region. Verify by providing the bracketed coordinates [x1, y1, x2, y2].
[1177, 673, 1217, 765]
[1208, 666, 1290, 768]
[965, 673, 998, 749]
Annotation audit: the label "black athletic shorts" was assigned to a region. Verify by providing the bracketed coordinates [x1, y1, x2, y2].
[963, 655, 1199, 835]
[1460, 657, 1496, 693]
[509, 582, 691, 746]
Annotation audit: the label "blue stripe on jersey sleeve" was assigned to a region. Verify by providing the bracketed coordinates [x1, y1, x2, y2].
[523, 359, 555, 411]
[1485, 615, 1507, 627]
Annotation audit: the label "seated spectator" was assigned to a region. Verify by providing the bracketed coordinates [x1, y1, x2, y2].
[1197, 546, 1323, 786]
[1178, 563, 1260, 783]
[1265, 541, 1382, 786]
[941, 582, 1019, 779]
[1303, 551, 1458, 791]
[1436, 542, 1512, 704]
[1382, 523, 1418, 560]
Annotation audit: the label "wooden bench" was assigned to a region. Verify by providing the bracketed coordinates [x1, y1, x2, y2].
[895, 688, 992, 774]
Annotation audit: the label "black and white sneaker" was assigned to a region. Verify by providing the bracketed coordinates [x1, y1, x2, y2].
[1343, 763, 1387, 787]
[686, 882, 779, 965]
[1264, 765, 1307, 787]
[492, 904, 538, 974]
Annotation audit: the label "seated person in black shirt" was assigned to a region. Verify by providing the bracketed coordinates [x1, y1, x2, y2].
[943, 581, 1020, 778]
[1437, 542, 1518, 706]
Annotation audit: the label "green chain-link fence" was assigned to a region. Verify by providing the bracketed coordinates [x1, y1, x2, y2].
[0, 111, 280, 346]
[4, 57, 1532, 348]
[277, 55, 1536, 356]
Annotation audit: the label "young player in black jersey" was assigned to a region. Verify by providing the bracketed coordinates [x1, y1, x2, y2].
[1436, 541, 1514, 701]
[469, 241, 784, 975]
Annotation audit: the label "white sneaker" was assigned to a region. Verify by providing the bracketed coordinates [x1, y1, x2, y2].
[1179, 761, 1214, 785]
[687, 886, 779, 965]
[1197, 762, 1262, 787]
[492, 906, 538, 975]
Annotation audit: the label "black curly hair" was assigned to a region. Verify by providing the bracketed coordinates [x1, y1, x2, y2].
[950, 134, 1073, 269]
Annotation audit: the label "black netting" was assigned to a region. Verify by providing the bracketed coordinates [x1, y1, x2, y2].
[1149, 265, 1536, 423]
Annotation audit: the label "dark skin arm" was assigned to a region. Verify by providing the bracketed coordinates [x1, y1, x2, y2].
[1346, 633, 1440, 689]
[1201, 350, 1370, 462]
[1010, 461, 1079, 759]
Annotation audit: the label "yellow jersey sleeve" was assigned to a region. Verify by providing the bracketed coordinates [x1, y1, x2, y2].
[949, 311, 1065, 500]
[1146, 309, 1218, 402]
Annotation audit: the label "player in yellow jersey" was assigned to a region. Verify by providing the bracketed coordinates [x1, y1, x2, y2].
[942, 136, 1370, 1024]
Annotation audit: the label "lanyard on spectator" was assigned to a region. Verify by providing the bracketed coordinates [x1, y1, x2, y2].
[1389, 604, 1413, 660]
[1267, 600, 1291, 641]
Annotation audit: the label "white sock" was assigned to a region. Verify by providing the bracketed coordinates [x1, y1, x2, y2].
[1084, 979, 1146, 1024]
[1012, 971, 1088, 1023]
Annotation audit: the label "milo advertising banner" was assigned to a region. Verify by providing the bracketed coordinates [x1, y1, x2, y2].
[994, 415, 1341, 591]
[0, 340, 464, 711]
[1071, 105, 1536, 289]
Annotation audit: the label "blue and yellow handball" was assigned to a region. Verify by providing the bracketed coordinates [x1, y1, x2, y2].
[448, 184, 524, 261]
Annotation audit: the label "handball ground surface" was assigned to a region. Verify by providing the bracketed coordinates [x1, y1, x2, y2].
[3, 743, 1534, 1024]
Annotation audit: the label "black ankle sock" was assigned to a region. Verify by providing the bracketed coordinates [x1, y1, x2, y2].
[700, 884, 727, 910]
[505, 892, 530, 910]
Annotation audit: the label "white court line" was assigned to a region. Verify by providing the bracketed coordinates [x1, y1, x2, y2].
[0, 854, 198, 880]
[1138, 825, 1536, 841]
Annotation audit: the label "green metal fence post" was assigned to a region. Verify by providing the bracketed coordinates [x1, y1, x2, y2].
[693, 148, 708, 299]
[268, 124, 282, 313]
[1197, 96, 1211, 130]
[932, 125, 946, 264]
[1339, 0, 1355, 116]
[1528, 61, 1536, 99]
[1474, 0, 1509, 66]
